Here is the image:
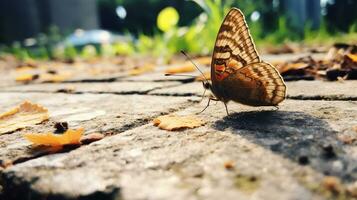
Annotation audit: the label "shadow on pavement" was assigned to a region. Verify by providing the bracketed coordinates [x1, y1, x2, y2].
[214, 110, 357, 182]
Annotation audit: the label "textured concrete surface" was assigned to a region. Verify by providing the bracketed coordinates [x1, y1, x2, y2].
[0, 55, 357, 200]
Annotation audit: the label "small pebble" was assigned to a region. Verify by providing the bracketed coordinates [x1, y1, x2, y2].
[224, 161, 235, 170]
[322, 144, 336, 159]
[54, 122, 69, 134]
[298, 155, 309, 165]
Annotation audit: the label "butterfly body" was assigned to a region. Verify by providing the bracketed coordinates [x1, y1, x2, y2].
[205, 8, 286, 113]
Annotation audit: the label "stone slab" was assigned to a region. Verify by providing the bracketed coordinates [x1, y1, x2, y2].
[149, 80, 357, 100]
[2, 99, 357, 200]
[0, 92, 195, 165]
[1, 81, 181, 94]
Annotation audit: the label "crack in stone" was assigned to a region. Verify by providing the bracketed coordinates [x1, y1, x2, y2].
[287, 95, 357, 101]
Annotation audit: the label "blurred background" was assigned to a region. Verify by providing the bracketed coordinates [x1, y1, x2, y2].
[0, 0, 356, 60]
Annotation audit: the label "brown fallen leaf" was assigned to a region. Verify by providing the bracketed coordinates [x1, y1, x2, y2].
[128, 64, 155, 76]
[165, 62, 196, 74]
[15, 74, 38, 83]
[15, 66, 35, 72]
[224, 160, 235, 170]
[195, 71, 211, 81]
[39, 72, 72, 83]
[321, 176, 344, 194]
[195, 56, 211, 66]
[0, 101, 49, 134]
[153, 114, 205, 131]
[24, 128, 84, 146]
[277, 62, 309, 74]
[346, 54, 357, 62]
[80, 133, 104, 144]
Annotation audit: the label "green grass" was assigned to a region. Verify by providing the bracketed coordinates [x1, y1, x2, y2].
[1, 0, 356, 61]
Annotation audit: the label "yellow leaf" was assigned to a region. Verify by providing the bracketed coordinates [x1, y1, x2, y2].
[0, 101, 49, 134]
[24, 128, 84, 146]
[165, 62, 196, 74]
[195, 56, 211, 66]
[40, 73, 72, 83]
[128, 64, 155, 76]
[195, 71, 211, 81]
[346, 54, 357, 62]
[153, 114, 205, 131]
[15, 66, 34, 72]
[157, 7, 179, 32]
[15, 74, 36, 82]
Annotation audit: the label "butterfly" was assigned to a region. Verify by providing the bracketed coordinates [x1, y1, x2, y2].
[198, 7, 287, 115]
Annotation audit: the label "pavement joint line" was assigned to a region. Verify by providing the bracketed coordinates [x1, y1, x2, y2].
[1, 89, 356, 102]
[0, 82, 185, 96]
[287, 95, 357, 101]
[62, 77, 120, 83]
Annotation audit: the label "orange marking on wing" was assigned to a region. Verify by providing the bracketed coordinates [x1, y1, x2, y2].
[215, 72, 229, 81]
[215, 64, 225, 72]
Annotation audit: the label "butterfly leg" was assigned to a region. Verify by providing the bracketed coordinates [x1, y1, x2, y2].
[223, 102, 229, 116]
[199, 88, 207, 103]
[274, 106, 279, 110]
[197, 97, 219, 114]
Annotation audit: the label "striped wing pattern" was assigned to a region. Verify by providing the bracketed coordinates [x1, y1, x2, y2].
[234, 62, 286, 105]
[212, 8, 260, 78]
[211, 8, 286, 106]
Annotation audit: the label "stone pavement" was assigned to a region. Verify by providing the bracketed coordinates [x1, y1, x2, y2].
[0, 54, 357, 200]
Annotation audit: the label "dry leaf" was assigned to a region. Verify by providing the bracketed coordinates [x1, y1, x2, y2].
[277, 62, 309, 74]
[15, 74, 37, 82]
[346, 54, 357, 62]
[24, 128, 84, 146]
[15, 66, 35, 72]
[224, 161, 235, 170]
[0, 101, 49, 134]
[80, 133, 104, 144]
[195, 56, 211, 66]
[165, 62, 196, 74]
[40, 73, 72, 83]
[153, 114, 205, 131]
[195, 71, 211, 81]
[129, 64, 155, 76]
[321, 176, 344, 194]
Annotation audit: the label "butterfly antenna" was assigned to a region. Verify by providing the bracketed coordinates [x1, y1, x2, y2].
[180, 50, 209, 83]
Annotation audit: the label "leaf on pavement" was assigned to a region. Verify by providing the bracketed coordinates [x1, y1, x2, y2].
[0, 101, 49, 134]
[128, 64, 155, 76]
[24, 128, 84, 146]
[153, 114, 205, 131]
[165, 62, 196, 74]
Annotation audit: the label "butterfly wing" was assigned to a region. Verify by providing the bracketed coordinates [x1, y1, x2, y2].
[211, 8, 260, 86]
[210, 8, 286, 106]
[220, 62, 286, 106]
